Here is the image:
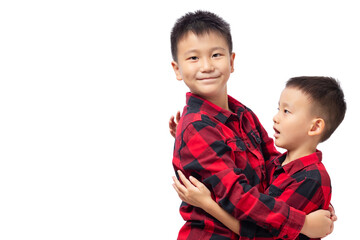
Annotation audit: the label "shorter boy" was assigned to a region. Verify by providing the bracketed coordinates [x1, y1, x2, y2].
[172, 76, 345, 239]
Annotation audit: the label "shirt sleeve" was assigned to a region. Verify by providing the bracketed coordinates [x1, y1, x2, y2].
[269, 177, 328, 214]
[268, 177, 329, 239]
[178, 120, 305, 240]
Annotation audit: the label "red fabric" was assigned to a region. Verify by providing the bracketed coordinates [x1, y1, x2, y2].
[262, 150, 331, 240]
[173, 93, 305, 240]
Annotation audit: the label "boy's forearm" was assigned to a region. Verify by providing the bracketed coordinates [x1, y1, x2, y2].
[204, 170, 306, 239]
[203, 199, 240, 235]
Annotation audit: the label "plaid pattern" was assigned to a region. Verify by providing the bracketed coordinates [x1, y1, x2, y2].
[257, 150, 331, 240]
[173, 93, 306, 240]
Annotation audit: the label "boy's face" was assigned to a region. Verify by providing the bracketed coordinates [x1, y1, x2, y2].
[171, 31, 235, 101]
[273, 87, 317, 151]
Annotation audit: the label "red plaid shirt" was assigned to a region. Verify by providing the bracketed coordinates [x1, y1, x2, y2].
[173, 93, 306, 240]
[250, 150, 331, 240]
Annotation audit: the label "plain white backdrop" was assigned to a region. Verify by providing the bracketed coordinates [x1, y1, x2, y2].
[1, 0, 359, 239]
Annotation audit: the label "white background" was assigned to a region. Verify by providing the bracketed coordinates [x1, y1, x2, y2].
[1, 0, 359, 239]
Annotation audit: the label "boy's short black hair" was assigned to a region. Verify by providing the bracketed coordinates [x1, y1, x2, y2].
[170, 10, 232, 62]
[286, 76, 346, 142]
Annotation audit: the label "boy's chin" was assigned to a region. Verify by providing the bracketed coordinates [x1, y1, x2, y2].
[274, 141, 286, 150]
[191, 88, 226, 99]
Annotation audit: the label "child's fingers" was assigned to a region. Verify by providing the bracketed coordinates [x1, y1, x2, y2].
[170, 129, 175, 138]
[172, 184, 188, 203]
[172, 183, 185, 199]
[189, 176, 210, 195]
[169, 116, 175, 128]
[172, 176, 187, 194]
[189, 175, 203, 188]
[169, 116, 176, 137]
[169, 112, 180, 138]
[177, 170, 194, 189]
[176, 111, 181, 123]
[328, 205, 337, 222]
[321, 209, 331, 218]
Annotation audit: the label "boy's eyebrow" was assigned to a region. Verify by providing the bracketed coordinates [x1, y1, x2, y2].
[184, 47, 227, 56]
[279, 101, 290, 108]
[210, 47, 227, 52]
[184, 49, 198, 55]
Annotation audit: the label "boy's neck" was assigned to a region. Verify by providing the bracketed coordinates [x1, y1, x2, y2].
[200, 91, 230, 112]
[282, 145, 317, 166]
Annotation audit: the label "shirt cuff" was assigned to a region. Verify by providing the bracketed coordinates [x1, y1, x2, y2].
[279, 207, 306, 240]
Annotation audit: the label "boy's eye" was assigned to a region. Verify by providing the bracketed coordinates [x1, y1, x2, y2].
[212, 53, 221, 58]
[188, 56, 198, 61]
[284, 109, 290, 114]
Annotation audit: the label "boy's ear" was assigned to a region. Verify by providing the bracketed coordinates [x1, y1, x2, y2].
[171, 61, 183, 81]
[230, 52, 235, 73]
[308, 118, 325, 137]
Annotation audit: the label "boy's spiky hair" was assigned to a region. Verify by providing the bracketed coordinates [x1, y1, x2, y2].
[286, 76, 346, 142]
[170, 10, 232, 61]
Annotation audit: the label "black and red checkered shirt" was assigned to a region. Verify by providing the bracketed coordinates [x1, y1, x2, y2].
[255, 150, 331, 240]
[173, 93, 306, 240]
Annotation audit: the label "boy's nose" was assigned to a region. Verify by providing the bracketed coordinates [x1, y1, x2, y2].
[273, 113, 279, 124]
[200, 59, 214, 72]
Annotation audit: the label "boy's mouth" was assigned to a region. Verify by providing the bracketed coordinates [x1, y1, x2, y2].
[273, 127, 280, 138]
[197, 77, 219, 82]
[197, 74, 220, 81]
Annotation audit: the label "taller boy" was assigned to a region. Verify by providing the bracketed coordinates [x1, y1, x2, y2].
[171, 11, 333, 240]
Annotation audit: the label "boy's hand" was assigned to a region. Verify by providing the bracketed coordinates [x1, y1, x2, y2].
[301, 209, 334, 238]
[172, 170, 212, 210]
[169, 111, 181, 138]
[329, 204, 337, 221]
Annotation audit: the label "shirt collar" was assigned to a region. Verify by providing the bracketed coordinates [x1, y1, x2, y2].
[186, 92, 245, 124]
[274, 150, 322, 175]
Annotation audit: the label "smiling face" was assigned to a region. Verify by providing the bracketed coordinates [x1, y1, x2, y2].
[171, 31, 235, 104]
[273, 87, 319, 152]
